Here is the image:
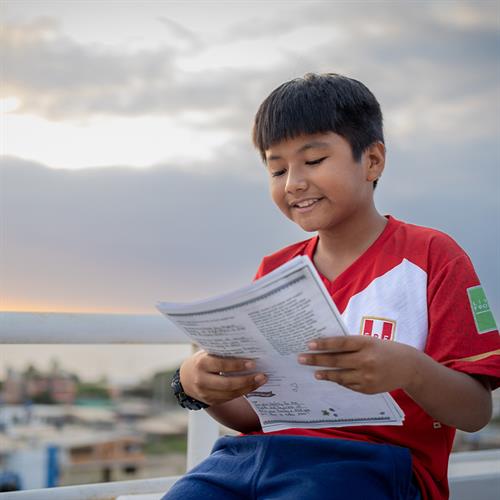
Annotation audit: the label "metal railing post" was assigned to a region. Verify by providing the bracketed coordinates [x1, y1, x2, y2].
[186, 411, 219, 470]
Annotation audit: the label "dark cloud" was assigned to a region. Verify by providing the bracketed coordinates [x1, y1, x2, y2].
[2, 2, 498, 145]
[0, 17, 282, 125]
[0, 18, 177, 119]
[1, 140, 498, 317]
[0, 155, 304, 311]
[0, 16, 270, 125]
[223, 0, 498, 42]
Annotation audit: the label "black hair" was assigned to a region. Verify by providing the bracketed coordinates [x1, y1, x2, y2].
[252, 73, 384, 187]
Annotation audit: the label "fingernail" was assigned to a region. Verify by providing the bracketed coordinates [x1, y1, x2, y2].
[315, 372, 324, 380]
[245, 361, 255, 369]
[254, 374, 266, 383]
[298, 356, 307, 364]
[308, 342, 317, 350]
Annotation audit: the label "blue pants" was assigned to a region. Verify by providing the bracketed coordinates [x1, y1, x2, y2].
[162, 434, 421, 499]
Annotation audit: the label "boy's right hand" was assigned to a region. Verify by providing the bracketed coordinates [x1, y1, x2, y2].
[179, 350, 267, 406]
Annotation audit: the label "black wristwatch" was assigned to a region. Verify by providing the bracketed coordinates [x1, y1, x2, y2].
[171, 368, 209, 410]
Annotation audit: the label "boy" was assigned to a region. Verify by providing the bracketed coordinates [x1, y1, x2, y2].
[164, 73, 499, 499]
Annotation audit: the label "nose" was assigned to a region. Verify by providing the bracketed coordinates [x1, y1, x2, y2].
[285, 165, 307, 193]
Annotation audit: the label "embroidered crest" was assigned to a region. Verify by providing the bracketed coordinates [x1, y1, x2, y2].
[360, 317, 396, 341]
[467, 285, 498, 334]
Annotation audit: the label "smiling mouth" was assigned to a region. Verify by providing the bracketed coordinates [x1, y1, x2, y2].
[291, 198, 324, 210]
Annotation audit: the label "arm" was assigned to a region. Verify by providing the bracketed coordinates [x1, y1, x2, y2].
[179, 350, 265, 433]
[403, 348, 491, 431]
[206, 397, 262, 433]
[299, 336, 492, 432]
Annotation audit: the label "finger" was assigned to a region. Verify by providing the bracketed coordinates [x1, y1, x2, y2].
[205, 372, 266, 392]
[314, 369, 361, 390]
[200, 374, 267, 404]
[307, 335, 368, 352]
[298, 352, 360, 369]
[238, 379, 269, 398]
[202, 355, 256, 374]
[227, 373, 269, 399]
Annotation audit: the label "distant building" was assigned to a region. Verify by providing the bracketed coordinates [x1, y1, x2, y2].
[2, 369, 23, 405]
[0, 421, 145, 487]
[1, 366, 77, 405]
[66, 434, 145, 482]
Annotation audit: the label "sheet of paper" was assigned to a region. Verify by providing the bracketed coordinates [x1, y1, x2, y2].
[157, 256, 404, 432]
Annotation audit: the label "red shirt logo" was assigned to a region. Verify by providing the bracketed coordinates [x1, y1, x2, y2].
[360, 317, 396, 341]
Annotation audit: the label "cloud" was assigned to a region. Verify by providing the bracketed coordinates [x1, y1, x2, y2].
[221, 0, 498, 46]
[0, 18, 178, 119]
[429, 1, 500, 31]
[1, 138, 499, 317]
[0, 16, 278, 129]
[157, 16, 202, 51]
[0, 155, 304, 312]
[267, 5, 500, 143]
[2, 2, 498, 150]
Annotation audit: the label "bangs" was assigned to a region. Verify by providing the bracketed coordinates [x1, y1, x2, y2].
[254, 88, 336, 156]
[252, 73, 383, 162]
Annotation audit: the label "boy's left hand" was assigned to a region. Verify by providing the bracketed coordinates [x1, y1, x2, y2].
[298, 335, 420, 394]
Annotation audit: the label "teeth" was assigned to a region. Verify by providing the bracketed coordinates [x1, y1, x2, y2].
[295, 199, 319, 208]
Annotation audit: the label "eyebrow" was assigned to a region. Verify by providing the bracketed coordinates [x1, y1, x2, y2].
[266, 141, 330, 161]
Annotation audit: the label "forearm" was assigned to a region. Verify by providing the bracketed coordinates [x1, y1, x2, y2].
[405, 349, 492, 432]
[205, 396, 262, 433]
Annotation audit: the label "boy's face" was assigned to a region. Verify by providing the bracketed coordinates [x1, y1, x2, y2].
[264, 132, 384, 234]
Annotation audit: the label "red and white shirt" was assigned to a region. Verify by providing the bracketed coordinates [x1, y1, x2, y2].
[251, 215, 500, 500]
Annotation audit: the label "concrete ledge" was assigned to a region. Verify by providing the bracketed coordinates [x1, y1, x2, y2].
[448, 450, 500, 500]
[2, 449, 499, 499]
[0, 476, 180, 500]
[449, 473, 500, 500]
[117, 495, 163, 500]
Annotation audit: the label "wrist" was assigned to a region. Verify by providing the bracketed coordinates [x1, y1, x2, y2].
[402, 346, 426, 395]
[171, 368, 209, 411]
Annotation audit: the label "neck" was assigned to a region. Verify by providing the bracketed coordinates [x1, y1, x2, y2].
[316, 206, 387, 261]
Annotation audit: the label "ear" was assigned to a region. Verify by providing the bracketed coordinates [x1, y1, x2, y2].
[363, 142, 385, 183]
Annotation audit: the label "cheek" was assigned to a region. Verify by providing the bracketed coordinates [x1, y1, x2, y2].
[269, 183, 283, 205]
[270, 183, 291, 215]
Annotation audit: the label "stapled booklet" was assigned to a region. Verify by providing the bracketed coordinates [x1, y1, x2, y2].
[157, 255, 404, 432]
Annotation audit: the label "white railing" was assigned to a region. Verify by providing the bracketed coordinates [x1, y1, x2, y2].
[0, 312, 220, 497]
[1, 312, 499, 500]
[0, 312, 185, 344]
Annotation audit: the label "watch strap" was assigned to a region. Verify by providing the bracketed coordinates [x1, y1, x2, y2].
[171, 368, 209, 410]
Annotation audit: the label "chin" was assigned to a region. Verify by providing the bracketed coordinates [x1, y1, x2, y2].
[295, 221, 322, 233]
[287, 212, 330, 233]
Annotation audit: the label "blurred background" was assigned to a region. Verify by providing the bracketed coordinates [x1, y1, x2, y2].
[1, 0, 499, 491]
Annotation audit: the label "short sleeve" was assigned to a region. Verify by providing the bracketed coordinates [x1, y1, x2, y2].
[251, 239, 312, 283]
[425, 253, 500, 389]
[253, 258, 266, 281]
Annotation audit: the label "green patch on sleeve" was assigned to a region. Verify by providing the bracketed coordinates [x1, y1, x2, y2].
[467, 286, 498, 334]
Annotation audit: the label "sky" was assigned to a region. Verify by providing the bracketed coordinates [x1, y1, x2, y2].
[0, 0, 499, 382]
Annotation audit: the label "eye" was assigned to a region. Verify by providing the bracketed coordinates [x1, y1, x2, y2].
[305, 156, 327, 166]
[271, 169, 286, 178]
